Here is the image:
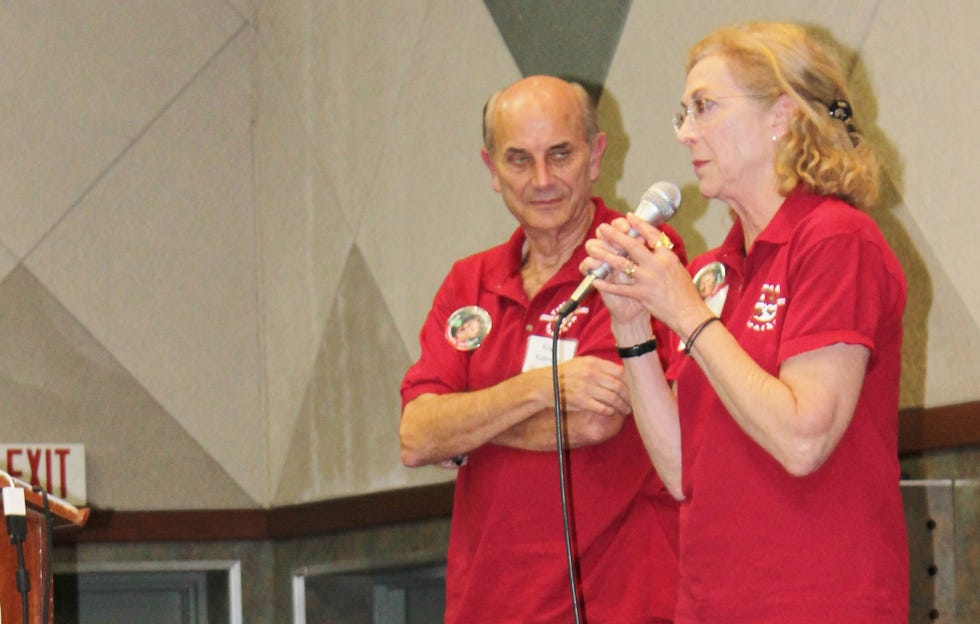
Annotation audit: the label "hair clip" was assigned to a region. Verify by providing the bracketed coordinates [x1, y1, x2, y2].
[828, 99, 852, 122]
[828, 99, 859, 145]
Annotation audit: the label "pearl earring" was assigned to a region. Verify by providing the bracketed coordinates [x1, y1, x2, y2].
[772, 134, 778, 142]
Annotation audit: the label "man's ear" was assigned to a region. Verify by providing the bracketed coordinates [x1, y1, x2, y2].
[481, 147, 502, 193]
[589, 132, 608, 182]
[480, 147, 493, 171]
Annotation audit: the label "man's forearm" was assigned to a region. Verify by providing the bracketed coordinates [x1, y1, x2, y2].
[400, 368, 552, 466]
[490, 409, 628, 451]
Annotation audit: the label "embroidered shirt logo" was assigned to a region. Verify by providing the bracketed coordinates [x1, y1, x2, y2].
[539, 305, 589, 337]
[747, 283, 785, 332]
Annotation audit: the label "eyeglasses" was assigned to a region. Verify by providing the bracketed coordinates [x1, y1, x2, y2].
[672, 94, 766, 134]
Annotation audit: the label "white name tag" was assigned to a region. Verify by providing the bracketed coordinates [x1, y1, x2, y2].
[522, 335, 578, 372]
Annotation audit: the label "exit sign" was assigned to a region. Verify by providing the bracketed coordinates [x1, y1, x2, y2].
[1, 444, 86, 506]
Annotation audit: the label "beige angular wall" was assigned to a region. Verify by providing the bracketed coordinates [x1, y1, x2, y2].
[1, 1, 261, 510]
[1, 1, 976, 511]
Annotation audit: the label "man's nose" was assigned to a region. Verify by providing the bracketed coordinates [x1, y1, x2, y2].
[532, 160, 554, 187]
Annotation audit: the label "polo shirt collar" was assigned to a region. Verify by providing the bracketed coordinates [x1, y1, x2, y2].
[715, 185, 825, 257]
[753, 184, 824, 247]
[484, 197, 608, 300]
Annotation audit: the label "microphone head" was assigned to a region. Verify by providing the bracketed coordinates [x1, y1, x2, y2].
[634, 181, 681, 225]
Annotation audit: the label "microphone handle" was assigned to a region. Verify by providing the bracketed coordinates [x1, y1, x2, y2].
[558, 223, 658, 317]
[566, 273, 599, 308]
[584, 228, 641, 282]
[561, 245, 627, 315]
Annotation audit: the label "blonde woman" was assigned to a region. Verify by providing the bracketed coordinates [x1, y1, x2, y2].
[584, 22, 908, 622]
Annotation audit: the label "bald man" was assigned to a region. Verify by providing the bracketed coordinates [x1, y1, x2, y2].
[401, 76, 682, 623]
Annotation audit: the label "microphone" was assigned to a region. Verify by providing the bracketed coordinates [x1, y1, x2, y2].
[558, 181, 681, 316]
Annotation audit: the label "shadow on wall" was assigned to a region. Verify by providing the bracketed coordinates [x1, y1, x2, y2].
[830, 24, 931, 409]
[592, 84, 629, 214]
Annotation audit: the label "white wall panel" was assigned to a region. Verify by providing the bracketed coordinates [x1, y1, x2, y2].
[358, 0, 522, 358]
[25, 29, 267, 503]
[0, 245, 18, 283]
[254, 21, 356, 497]
[0, 0, 975, 508]
[861, 2, 980, 327]
[0, 1, 243, 258]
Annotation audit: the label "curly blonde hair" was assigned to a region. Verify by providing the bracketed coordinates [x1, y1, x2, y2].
[687, 22, 879, 210]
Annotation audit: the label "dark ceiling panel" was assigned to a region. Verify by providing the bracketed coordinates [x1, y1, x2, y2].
[484, 0, 632, 101]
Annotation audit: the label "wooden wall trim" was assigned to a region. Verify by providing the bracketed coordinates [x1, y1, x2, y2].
[267, 481, 454, 539]
[898, 400, 980, 454]
[58, 401, 978, 544]
[69, 508, 270, 542]
[61, 482, 455, 544]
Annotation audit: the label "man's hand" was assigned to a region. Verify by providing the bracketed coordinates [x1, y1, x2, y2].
[491, 355, 631, 451]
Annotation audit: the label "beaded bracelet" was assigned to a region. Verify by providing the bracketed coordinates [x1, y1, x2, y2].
[617, 338, 658, 359]
[683, 317, 721, 356]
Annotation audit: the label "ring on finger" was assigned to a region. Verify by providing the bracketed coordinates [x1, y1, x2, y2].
[624, 261, 637, 277]
[653, 232, 674, 251]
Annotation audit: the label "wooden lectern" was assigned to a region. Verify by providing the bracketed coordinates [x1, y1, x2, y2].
[0, 480, 88, 624]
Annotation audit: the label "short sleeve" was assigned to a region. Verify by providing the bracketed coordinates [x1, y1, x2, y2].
[778, 220, 904, 363]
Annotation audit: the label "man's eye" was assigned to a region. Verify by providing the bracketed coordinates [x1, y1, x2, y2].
[693, 98, 710, 115]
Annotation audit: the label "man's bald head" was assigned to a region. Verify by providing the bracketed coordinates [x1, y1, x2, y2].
[482, 76, 598, 155]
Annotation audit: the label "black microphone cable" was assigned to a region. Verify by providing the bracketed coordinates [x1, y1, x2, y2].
[551, 306, 584, 624]
[33, 485, 54, 624]
[546, 182, 679, 622]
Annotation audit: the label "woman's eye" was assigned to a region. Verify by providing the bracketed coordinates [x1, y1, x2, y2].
[694, 98, 712, 115]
